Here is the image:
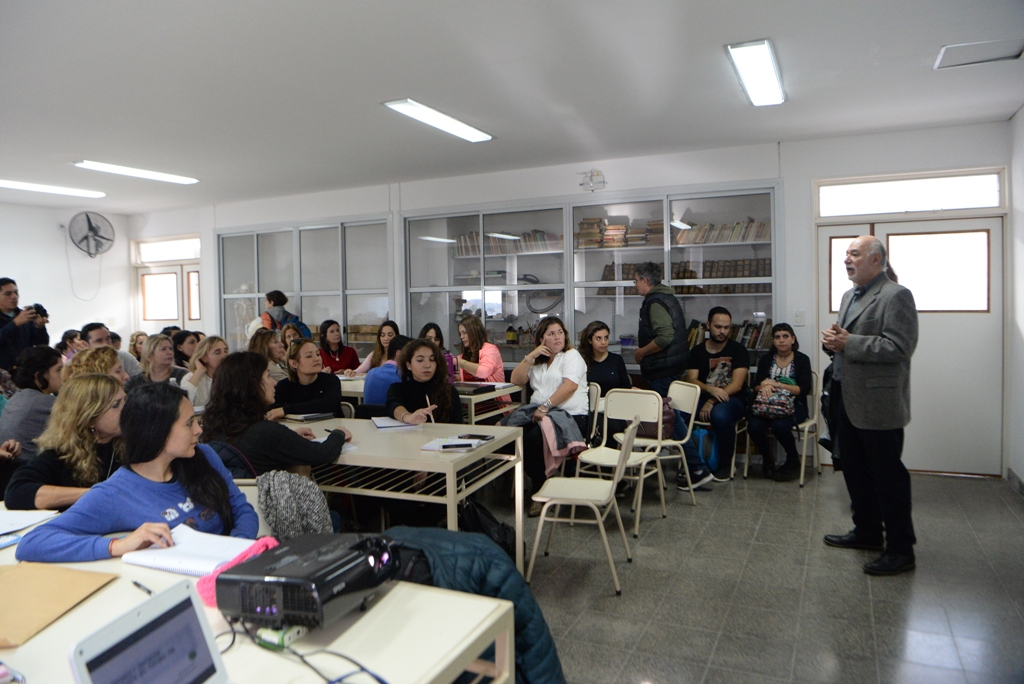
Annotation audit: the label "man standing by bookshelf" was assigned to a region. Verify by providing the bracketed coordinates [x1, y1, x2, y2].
[822, 235, 918, 576]
[632, 262, 688, 397]
[683, 306, 749, 484]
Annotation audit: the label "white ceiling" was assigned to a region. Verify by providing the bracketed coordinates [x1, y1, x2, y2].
[1, 1, 1022, 214]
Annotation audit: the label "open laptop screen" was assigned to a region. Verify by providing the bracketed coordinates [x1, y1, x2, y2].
[85, 597, 217, 684]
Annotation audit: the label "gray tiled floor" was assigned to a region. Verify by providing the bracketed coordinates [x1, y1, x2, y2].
[490, 465, 1024, 683]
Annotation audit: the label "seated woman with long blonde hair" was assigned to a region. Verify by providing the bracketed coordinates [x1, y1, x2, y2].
[63, 346, 130, 385]
[181, 335, 229, 407]
[124, 334, 187, 393]
[5, 374, 125, 510]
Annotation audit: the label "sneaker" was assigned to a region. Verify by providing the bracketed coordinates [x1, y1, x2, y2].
[677, 471, 714, 491]
[712, 473, 732, 483]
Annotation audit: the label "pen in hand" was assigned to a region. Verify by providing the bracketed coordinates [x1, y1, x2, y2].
[425, 395, 435, 423]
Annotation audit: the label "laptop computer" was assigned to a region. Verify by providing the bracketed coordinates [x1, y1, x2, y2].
[69, 581, 233, 684]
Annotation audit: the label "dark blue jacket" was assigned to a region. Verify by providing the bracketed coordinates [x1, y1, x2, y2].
[386, 526, 565, 684]
[0, 309, 49, 371]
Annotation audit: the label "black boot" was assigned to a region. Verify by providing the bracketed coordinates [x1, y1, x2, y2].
[761, 454, 776, 479]
[774, 460, 799, 482]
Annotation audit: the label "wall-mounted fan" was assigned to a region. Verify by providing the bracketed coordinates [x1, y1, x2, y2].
[68, 212, 116, 258]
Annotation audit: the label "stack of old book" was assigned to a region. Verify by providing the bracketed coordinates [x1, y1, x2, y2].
[645, 220, 664, 247]
[626, 224, 648, 246]
[576, 218, 605, 249]
[602, 225, 627, 248]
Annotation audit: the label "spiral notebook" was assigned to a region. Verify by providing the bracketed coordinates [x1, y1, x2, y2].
[121, 525, 255, 577]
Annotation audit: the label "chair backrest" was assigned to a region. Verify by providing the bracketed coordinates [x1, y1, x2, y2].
[355, 403, 388, 419]
[603, 388, 663, 445]
[340, 401, 354, 419]
[234, 480, 272, 537]
[587, 382, 601, 439]
[667, 381, 701, 442]
[610, 417, 642, 486]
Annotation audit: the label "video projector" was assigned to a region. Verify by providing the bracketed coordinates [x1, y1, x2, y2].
[216, 533, 400, 629]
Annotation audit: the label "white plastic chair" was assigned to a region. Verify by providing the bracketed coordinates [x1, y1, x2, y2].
[526, 417, 641, 596]
[577, 389, 666, 538]
[587, 382, 601, 442]
[742, 371, 821, 487]
[643, 381, 702, 506]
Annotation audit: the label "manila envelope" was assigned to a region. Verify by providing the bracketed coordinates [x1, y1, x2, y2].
[0, 562, 117, 648]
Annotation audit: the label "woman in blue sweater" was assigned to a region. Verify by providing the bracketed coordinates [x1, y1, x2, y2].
[17, 382, 257, 562]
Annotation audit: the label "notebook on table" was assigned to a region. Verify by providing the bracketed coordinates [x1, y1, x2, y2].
[69, 580, 234, 684]
[453, 382, 497, 395]
[283, 412, 334, 422]
[121, 525, 255, 577]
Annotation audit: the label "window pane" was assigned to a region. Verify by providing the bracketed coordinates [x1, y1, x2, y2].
[142, 273, 178, 321]
[221, 235, 255, 295]
[830, 236, 855, 312]
[346, 294, 390, 359]
[223, 298, 259, 352]
[345, 223, 388, 290]
[257, 231, 294, 293]
[408, 215, 479, 288]
[138, 238, 201, 262]
[300, 227, 340, 291]
[300, 295, 342, 339]
[187, 271, 201, 320]
[888, 231, 989, 311]
[409, 291, 457, 350]
[819, 174, 1000, 217]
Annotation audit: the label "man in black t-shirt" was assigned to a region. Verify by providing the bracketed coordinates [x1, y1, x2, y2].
[679, 307, 749, 486]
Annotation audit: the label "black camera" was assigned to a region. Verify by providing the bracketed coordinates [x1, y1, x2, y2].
[31, 303, 48, 318]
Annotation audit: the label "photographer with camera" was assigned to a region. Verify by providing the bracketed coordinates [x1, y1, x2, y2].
[0, 278, 49, 372]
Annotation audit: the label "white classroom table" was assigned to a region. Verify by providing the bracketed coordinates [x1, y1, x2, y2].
[337, 376, 526, 424]
[293, 418, 526, 571]
[0, 508, 516, 683]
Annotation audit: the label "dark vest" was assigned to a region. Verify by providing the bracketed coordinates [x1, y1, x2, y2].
[638, 289, 688, 380]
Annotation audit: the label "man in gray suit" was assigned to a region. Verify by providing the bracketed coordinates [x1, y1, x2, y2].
[822, 235, 919, 575]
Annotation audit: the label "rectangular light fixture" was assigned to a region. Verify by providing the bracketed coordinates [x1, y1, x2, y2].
[384, 99, 492, 142]
[486, 232, 521, 240]
[0, 179, 105, 198]
[74, 160, 199, 184]
[670, 221, 692, 230]
[725, 39, 785, 106]
[417, 236, 457, 244]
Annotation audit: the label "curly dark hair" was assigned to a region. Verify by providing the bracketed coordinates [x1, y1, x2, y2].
[577, 320, 610, 369]
[199, 352, 270, 442]
[120, 382, 235, 534]
[397, 339, 453, 421]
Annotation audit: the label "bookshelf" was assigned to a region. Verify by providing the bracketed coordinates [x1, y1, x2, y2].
[407, 208, 566, 364]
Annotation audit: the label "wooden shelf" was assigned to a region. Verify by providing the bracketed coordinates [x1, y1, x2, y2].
[670, 240, 771, 249]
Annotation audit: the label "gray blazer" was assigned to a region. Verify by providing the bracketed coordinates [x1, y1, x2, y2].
[837, 273, 918, 430]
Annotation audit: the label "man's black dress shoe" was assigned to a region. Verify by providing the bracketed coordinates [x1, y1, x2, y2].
[863, 553, 915, 576]
[823, 531, 884, 551]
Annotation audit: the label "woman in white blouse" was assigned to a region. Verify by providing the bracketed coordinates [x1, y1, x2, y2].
[508, 316, 589, 515]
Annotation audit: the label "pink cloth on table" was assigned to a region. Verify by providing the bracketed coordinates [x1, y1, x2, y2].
[539, 416, 587, 477]
[196, 536, 279, 607]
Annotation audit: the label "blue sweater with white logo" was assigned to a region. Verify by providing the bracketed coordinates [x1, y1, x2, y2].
[16, 445, 258, 563]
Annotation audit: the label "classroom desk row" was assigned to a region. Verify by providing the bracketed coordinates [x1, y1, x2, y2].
[0, 515, 516, 683]
[291, 417, 526, 572]
[339, 377, 526, 425]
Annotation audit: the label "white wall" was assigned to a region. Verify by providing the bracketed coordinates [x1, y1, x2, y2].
[1008, 110, 1024, 483]
[0, 202, 132, 341]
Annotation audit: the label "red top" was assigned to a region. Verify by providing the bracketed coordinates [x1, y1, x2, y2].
[320, 346, 360, 373]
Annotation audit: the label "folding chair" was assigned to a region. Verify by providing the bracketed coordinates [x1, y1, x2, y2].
[577, 389, 666, 538]
[526, 417, 640, 595]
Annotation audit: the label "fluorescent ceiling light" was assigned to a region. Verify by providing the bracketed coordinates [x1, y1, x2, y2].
[726, 39, 785, 106]
[0, 179, 105, 198]
[384, 99, 492, 142]
[418, 236, 457, 244]
[486, 232, 520, 240]
[670, 221, 691, 230]
[74, 160, 199, 184]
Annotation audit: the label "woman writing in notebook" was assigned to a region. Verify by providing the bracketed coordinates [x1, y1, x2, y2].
[386, 339, 463, 425]
[269, 339, 343, 419]
[454, 315, 505, 385]
[16, 382, 258, 563]
[200, 352, 350, 475]
[5, 374, 125, 511]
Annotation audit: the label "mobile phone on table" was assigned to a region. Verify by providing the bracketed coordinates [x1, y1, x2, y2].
[458, 434, 495, 442]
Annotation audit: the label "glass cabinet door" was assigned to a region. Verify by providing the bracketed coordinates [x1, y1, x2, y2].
[572, 286, 644, 365]
[408, 215, 481, 289]
[572, 200, 665, 285]
[669, 192, 774, 361]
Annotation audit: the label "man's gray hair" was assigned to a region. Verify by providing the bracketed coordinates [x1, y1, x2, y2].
[868, 240, 888, 269]
[634, 262, 662, 286]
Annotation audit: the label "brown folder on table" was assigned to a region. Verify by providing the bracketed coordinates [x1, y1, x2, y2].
[0, 562, 117, 647]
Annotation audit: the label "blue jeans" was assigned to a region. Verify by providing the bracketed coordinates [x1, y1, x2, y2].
[689, 395, 746, 477]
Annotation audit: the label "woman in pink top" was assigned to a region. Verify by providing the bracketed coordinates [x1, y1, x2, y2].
[455, 315, 510, 406]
